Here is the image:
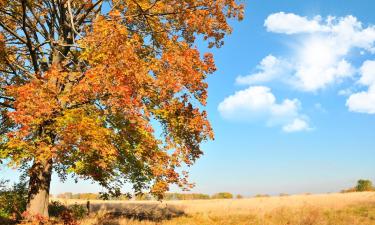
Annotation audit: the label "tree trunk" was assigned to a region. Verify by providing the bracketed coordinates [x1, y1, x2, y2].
[26, 159, 53, 218]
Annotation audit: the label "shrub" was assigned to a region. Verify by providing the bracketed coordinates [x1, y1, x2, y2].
[341, 179, 375, 193]
[0, 179, 28, 221]
[211, 192, 233, 199]
[69, 204, 87, 220]
[48, 201, 68, 218]
[49, 200, 87, 223]
[356, 179, 374, 192]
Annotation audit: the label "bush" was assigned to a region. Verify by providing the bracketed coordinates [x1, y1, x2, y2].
[211, 192, 233, 199]
[356, 179, 374, 192]
[0, 179, 28, 221]
[49, 201, 87, 220]
[48, 201, 67, 218]
[69, 204, 87, 220]
[341, 179, 375, 193]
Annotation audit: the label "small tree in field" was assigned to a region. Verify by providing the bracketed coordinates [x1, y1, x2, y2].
[0, 0, 243, 218]
[211, 192, 233, 199]
[356, 179, 374, 192]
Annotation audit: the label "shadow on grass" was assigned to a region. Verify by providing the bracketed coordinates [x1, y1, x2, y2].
[90, 202, 185, 222]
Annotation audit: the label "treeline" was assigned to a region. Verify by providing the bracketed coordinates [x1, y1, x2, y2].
[134, 192, 240, 200]
[55, 192, 100, 200]
[55, 192, 130, 200]
[55, 192, 240, 200]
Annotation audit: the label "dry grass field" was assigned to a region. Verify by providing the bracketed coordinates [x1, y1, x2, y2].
[51, 192, 375, 225]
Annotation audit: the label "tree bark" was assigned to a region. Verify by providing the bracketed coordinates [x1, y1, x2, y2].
[26, 159, 53, 218]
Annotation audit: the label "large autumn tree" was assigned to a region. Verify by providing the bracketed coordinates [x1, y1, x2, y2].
[0, 0, 243, 218]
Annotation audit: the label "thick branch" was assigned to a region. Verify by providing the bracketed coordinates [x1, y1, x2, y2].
[21, 0, 40, 76]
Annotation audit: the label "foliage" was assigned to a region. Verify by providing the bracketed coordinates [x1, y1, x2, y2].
[0, 1, 244, 209]
[48, 201, 68, 218]
[211, 192, 233, 199]
[341, 179, 374, 193]
[48, 201, 86, 224]
[69, 204, 87, 220]
[355, 179, 374, 192]
[0, 179, 28, 220]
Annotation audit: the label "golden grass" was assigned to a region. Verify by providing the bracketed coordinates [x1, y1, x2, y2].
[52, 192, 375, 225]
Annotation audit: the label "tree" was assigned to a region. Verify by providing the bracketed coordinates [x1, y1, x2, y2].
[0, 0, 243, 219]
[235, 194, 243, 199]
[356, 179, 374, 192]
[211, 192, 233, 199]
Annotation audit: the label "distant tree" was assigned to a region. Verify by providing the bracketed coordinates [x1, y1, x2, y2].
[163, 192, 210, 200]
[254, 194, 270, 198]
[236, 194, 243, 199]
[57, 192, 73, 199]
[72, 193, 99, 200]
[356, 179, 374, 192]
[279, 193, 289, 197]
[211, 192, 233, 199]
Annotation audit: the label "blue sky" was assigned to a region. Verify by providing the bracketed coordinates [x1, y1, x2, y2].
[2, 0, 375, 196]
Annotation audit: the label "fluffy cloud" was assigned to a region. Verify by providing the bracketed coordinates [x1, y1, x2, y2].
[346, 60, 375, 114]
[218, 86, 311, 132]
[282, 118, 311, 133]
[236, 55, 291, 85]
[239, 13, 375, 92]
[265, 12, 328, 34]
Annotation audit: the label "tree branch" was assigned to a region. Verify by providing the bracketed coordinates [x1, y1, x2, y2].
[21, 0, 40, 76]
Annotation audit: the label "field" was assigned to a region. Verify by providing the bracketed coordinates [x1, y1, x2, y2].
[52, 192, 375, 225]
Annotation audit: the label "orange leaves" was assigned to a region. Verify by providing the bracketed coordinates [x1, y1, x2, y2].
[7, 72, 60, 131]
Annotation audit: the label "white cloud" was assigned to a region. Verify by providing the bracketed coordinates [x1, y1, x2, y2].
[283, 118, 311, 133]
[265, 12, 328, 34]
[239, 13, 375, 92]
[218, 86, 311, 132]
[236, 55, 291, 85]
[358, 60, 375, 86]
[346, 90, 375, 114]
[346, 60, 375, 114]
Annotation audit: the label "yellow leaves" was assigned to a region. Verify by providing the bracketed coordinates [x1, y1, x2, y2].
[55, 107, 115, 156]
[151, 180, 169, 199]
